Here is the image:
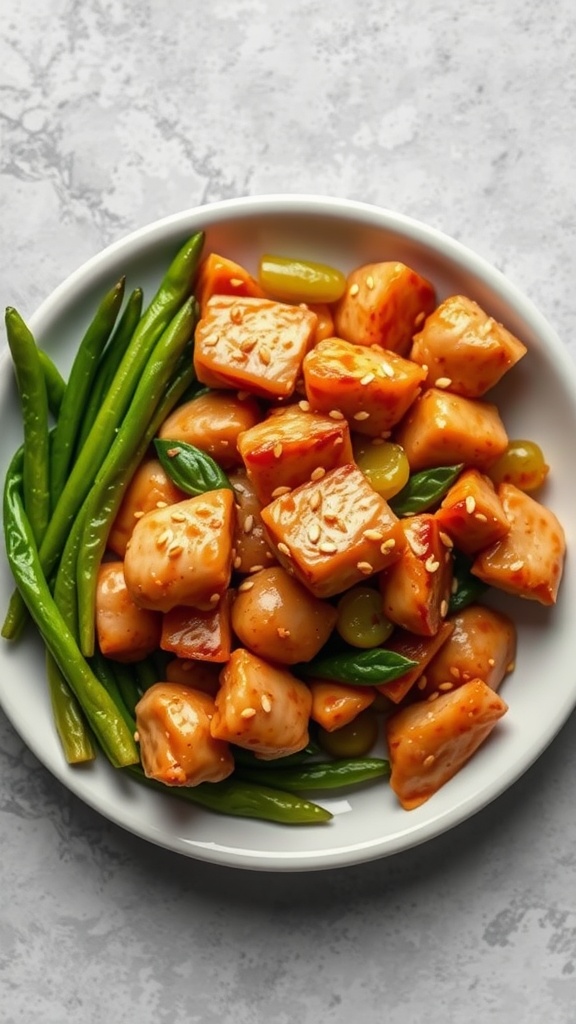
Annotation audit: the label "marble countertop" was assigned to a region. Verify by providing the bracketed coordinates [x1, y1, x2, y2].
[2, 2, 576, 1021]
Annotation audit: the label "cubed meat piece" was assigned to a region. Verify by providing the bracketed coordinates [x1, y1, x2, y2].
[165, 658, 221, 695]
[471, 483, 565, 605]
[135, 683, 234, 786]
[376, 620, 454, 704]
[195, 252, 265, 314]
[333, 261, 436, 355]
[415, 604, 517, 699]
[124, 489, 235, 612]
[379, 514, 453, 636]
[386, 678, 508, 809]
[434, 468, 511, 554]
[307, 303, 335, 345]
[193, 296, 317, 399]
[95, 562, 162, 662]
[237, 403, 353, 505]
[231, 566, 337, 665]
[393, 387, 509, 471]
[160, 593, 232, 663]
[108, 459, 186, 558]
[260, 463, 405, 599]
[410, 294, 527, 397]
[158, 390, 261, 470]
[229, 469, 277, 574]
[210, 648, 312, 759]
[302, 337, 426, 437]
[309, 680, 375, 731]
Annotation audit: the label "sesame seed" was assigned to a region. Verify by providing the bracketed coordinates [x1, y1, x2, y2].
[237, 390, 250, 401]
[510, 560, 525, 571]
[310, 466, 326, 481]
[439, 531, 453, 548]
[209, 593, 220, 604]
[249, 564, 264, 573]
[380, 538, 396, 554]
[488, 658, 495, 667]
[156, 501, 168, 508]
[465, 495, 476, 514]
[298, 400, 311, 412]
[438, 682, 454, 691]
[261, 694, 272, 712]
[273, 442, 283, 459]
[353, 411, 370, 421]
[435, 377, 452, 389]
[167, 541, 184, 558]
[243, 514, 254, 534]
[238, 579, 255, 592]
[230, 307, 243, 324]
[423, 754, 435, 767]
[349, 283, 360, 296]
[319, 541, 337, 554]
[414, 311, 426, 327]
[157, 528, 174, 548]
[203, 337, 218, 347]
[366, 275, 374, 289]
[379, 363, 395, 378]
[276, 627, 291, 639]
[474, 512, 488, 522]
[417, 676, 428, 690]
[440, 600, 448, 617]
[425, 556, 440, 572]
[229, 277, 243, 287]
[265, 551, 275, 561]
[328, 409, 344, 419]
[371, 437, 385, 446]
[363, 528, 384, 541]
[360, 372, 375, 386]
[271, 485, 291, 498]
[309, 492, 321, 511]
[506, 661, 516, 673]
[277, 542, 291, 557]
[170, 510, 187, 522]
[333, 437, 344, 445]
[450, 667, 461, 679]
[308, 522, 321, 543]
[451, 578, 459, 594]
[357, 561, 374, 575]
[427, 691, 440, 702]
[240, 338, 256, 353]
[259, 345, 271, 365]
[233, 556, 242, 569]
[134, 731, 140, 743]
[133, 510, 145, 519]
[240, 707, 257, 719]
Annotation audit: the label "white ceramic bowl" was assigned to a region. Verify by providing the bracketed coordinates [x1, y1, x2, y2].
[1, 195, 576, 872]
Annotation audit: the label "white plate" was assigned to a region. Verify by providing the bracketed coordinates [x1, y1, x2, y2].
[2, 195, 576, 872]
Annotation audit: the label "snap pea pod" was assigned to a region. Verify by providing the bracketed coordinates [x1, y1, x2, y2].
[76, 298, 198, 657]
[50, 277, 126, 509]
[3, 452, 139, 767]
[127, 766, 333, 825]
[46, 651, 96, 764]
[5, 308, 50, 547]
[2, 231, 204, 642]
[235, 757, 390, 792]
[74, 287, 144, 455]
[38, 350, 66, 418]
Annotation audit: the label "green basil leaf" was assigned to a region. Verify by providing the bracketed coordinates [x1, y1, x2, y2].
[389, 464, 464, 517]
[449, 550, 488, 613]
[154, 438, 233, 496]
[297, 648, 418, 686]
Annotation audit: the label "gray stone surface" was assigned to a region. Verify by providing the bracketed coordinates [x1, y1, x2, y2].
[1, 1, 576, 1021]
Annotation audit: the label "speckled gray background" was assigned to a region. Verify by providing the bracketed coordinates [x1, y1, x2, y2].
[2, 2, 576, 1022]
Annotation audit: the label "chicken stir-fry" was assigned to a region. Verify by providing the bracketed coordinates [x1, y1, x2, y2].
[93, 248, 565, 811]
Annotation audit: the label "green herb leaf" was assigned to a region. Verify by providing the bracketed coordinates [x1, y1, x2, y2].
[389, 464, 464, 517]
[297, 647, 418, 685]
[154, 438, 233, 496]
[449, 550, 488, 613]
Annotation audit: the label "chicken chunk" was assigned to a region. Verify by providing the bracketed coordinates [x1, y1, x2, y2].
[124, 489, 235, 612]
[135, 683, 234, 786]
[158, 390, 261, 470]
[260, 463, 405, 599]
[333, 261, 436, 354]
[416, 604, 517, 698]
[211, 648, 312, 759]
[410, 294, 527, 397]
[394, 387, 509, 471]
[228, 469, 277, 574]
[107, 459, 185, 558]
[309, 680, 375, 731]
[434, 468, 511, 555]
[160, 592, 233, 663]
[379, 514, 453, 636]
[95, 561, 162, 662]
[303, 337, 426, 437]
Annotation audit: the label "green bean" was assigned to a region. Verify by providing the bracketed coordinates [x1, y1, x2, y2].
[133, 656, 159, 695]
[5, 308, 50, 546]
[3, 451, 139, 768]
[2, 231, 204, 641]
[52, 505, 87, 639]
[46, 651, 96, 764]
[74, 287, 144, 455]
[110, 662, 142, 718]
[89, 649, 137, 734]
[50, 277, 126, 509]
[128, 767, 333, 825]
[236, 757, 390, 792]
[38, 350, 66, 418]
[76, 299, 198, 656]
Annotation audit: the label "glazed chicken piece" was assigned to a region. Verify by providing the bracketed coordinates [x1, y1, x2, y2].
[95, 561, 161, 662]
[107, 459, 185, 558]
[158, 390, 261, 470]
